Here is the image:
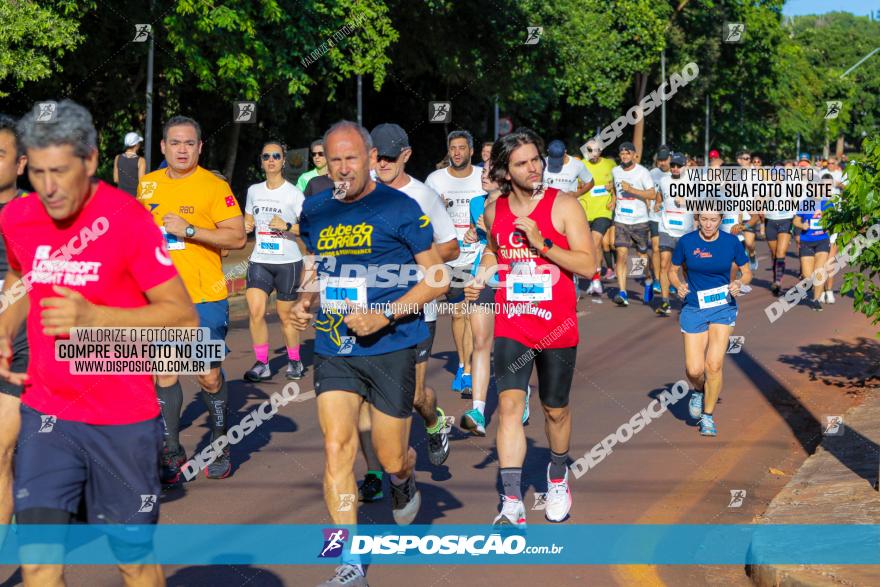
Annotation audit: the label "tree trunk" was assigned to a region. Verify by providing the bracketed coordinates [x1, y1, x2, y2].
[632, 71, 649, 163]
[223, 122, 241, 183]
[836, 133, 845, 158]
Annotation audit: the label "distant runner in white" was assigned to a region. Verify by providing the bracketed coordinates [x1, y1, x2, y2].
[243, 140, 307, 383]
[543, 139, 593, 197]
[425, 130, 484, 395]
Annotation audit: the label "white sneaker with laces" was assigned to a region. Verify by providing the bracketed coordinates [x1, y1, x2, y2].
[317, 564, 368, 587]
[591, 279, 603, 295]
[826, 291, 836, 304]
[493, 495, 526, 528]
[544, 464, 572, 522]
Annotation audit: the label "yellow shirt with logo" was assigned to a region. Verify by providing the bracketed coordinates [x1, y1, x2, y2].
[137, 166, 242, 303]
[579, 157, 617, 221]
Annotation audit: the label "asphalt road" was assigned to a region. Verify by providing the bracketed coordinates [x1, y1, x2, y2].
[1, 247, 877, 587]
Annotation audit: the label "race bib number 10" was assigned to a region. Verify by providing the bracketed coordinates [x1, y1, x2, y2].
[320, 277, 367, 311]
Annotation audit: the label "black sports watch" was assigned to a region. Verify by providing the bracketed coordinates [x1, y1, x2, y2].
[285, 222, 293, 232]
[185, 225, 196, 238]
[540, 238, 554, 255]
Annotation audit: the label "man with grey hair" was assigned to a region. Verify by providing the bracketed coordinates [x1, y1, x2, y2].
[0, 99, 197, 586]
[291, 120, 448, 587]
[425, 129, 483, 396]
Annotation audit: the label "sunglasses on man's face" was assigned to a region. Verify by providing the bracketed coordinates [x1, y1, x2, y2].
[261, 152, 282, 161]
[312, 151, 325, 157]
[670, 164, 683, 169]
[738, 156, 751, 161]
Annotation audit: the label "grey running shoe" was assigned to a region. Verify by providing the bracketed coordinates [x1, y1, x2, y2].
[205, 446, 232, 480]
[244, 361, 271, 382]
[317, 565, 368, 587]
[391, 474, 421, 525]
[286, 359, 305, 380]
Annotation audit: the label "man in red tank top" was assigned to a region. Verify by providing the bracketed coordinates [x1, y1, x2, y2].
[465, 129, 595, 527]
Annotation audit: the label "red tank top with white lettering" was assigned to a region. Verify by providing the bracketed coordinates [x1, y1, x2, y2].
[492, 188, 578, 348]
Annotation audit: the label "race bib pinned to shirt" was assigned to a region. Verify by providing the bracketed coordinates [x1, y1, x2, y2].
[256, 230, 284, 255]
[809, 217, 823, 231]
[697, 285, 729, 310]
[320, 276, 367, 312]
[590, 186, 608, 198]
[506, 273, 552, 302]
[161, 227, 185, 251]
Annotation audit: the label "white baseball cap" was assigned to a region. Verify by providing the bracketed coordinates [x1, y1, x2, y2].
[124, 132, 143, 147]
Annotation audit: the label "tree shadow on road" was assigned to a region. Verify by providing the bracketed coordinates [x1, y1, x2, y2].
[732, 348, 878, 490]
[778, 337, 880, 392]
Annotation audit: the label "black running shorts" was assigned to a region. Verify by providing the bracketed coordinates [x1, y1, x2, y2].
[246, 260, 303, 301]
[493, 337, 577, 408]
[314, 347, 417, 418]
[415, 321, 436, 364]
[799, 238, 830, 257]
[765, 219, 793, 241]
[589, 217, 612, 236]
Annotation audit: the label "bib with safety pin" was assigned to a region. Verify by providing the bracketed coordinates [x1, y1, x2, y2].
[697, 284, 729, 310]
[506, 273, 552, 302]
[161, 227, 185, 251]
[257, 229, 284, 255]
[320, 276, 367, 312]
[590, 186, 608, 197]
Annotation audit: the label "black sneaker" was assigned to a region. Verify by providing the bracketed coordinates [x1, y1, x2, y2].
[358, 473, 384, 502]
[770, 282, 781, 297]
[390, 474, 421, 525]
[244, 361, 271, 382]
[426, 408, 451, 466]
[285, 359, 305, 380]
[205, 446, 232, 479]
[160, 446, 187, 486]
[809, 298, 823, 312]
[655, 301, 671, 316]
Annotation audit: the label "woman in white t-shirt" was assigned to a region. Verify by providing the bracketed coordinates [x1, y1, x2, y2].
[242, 141, 307, 382]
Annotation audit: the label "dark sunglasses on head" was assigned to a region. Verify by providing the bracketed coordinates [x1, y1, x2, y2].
[312, 151, 325, 157]
[261, 153, 282, 161]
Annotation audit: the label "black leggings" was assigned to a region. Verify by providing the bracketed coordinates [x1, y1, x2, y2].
[493, 337, 577, 408]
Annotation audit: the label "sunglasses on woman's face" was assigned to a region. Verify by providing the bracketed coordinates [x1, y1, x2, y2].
[312, 151, 325, 157]
[262, 152, 282, 161]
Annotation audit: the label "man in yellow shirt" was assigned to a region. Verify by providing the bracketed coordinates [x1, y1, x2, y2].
[138, 116, 246, 483]
[578, 138, 617, 294]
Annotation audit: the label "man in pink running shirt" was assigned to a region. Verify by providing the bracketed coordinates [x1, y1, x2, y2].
[0, 100, 196, 587]
[465, 129, 595, 528]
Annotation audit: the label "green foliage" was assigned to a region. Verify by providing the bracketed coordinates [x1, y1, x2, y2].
[824, 136, 880, 331]
[0, 0, 84, 96]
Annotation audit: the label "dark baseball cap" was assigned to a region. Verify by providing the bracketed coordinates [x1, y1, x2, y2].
[370, 123, 410, 158]
[670, 152, 687, 166]
[547, 140, 565, 173]
[656, 146, 671, 160]
[619, 141, 636, 152]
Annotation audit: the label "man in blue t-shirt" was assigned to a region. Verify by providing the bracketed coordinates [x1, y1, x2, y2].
[669, 212, 751, 438]
[292, 121, 448, 587]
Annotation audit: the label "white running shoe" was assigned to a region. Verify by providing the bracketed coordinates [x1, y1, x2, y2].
[826, 291, 836, 304]
[591, 278, 603, 295]
[317, 565, 368, 586]
[493, 495, 526, 528]
[819, 290, 827, 303]
[544, 464, 572, 522]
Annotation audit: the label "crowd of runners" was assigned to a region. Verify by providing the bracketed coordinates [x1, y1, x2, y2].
[0, 100, 847, 587]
